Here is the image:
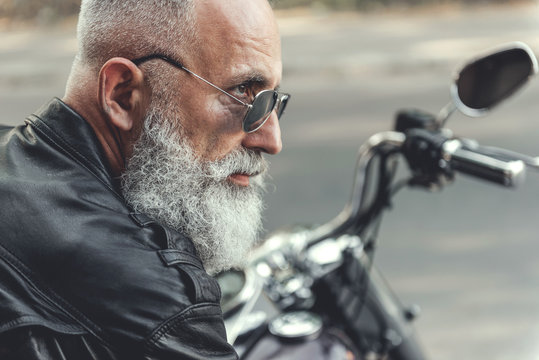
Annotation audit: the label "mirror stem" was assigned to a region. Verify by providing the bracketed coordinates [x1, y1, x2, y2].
[436, 102, 457, 129]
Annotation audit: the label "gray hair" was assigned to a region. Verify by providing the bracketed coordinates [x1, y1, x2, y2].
[75, 0, 195, 71]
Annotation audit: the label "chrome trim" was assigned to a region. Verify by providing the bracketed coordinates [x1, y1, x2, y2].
[306, 131, 406, 246]
[219, 267, 264, 344]
[220, 267, 261, 316]
[268, 311, 323, 340]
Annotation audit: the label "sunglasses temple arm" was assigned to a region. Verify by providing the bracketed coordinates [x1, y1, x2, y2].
[180, 67, 249, 107]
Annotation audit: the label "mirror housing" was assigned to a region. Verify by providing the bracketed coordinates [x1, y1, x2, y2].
[451, 42, 538, 117]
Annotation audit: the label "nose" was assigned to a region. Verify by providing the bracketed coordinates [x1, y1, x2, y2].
[241, 111, 282, 155]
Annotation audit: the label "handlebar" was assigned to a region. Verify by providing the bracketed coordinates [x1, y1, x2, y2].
[304, 128, 532, 248]
[402, 128, 529, 189]
[443, 139, 526, 187]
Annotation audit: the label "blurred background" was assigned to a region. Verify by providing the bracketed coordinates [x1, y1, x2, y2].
[1, 1, 539, 359]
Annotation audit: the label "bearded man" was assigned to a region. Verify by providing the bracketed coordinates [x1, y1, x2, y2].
[0, 0, 288, 358]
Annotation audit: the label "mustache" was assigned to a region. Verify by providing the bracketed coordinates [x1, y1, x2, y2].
[206, 147, 268, 180]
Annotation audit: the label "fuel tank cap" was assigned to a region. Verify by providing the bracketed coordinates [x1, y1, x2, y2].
[268, 311, 323, 341]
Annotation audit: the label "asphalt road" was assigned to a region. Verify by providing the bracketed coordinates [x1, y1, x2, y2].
[1, 3, 539, 359]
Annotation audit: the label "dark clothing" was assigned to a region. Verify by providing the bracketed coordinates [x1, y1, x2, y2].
[0, 98, 237, 359]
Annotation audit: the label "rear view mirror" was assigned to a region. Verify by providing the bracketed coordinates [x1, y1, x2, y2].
[452, 42, 538, 117]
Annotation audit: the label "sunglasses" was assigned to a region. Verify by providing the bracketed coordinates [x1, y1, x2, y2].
[132, 54, 290, 133]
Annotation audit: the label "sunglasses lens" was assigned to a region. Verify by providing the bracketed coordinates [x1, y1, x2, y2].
[243, 90, 278, 132]
[276, 94, 289, 118]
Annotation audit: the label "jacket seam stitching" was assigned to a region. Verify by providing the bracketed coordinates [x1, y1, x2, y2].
[145, 302, 221, 346]
[158, 250, 204, 270]
[0, 315, 86, 334]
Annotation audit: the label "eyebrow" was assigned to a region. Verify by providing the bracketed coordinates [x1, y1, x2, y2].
[229, 70, 280, 91]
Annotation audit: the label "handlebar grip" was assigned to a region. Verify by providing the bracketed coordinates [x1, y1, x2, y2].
[443, 140, 526, 187]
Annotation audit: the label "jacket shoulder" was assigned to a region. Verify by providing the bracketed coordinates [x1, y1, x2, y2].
[0, 101, 234, 358]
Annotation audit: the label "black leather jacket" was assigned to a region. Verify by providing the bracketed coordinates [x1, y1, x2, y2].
[0, 98, 238, 360]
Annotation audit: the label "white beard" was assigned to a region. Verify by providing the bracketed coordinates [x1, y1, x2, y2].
[121, 107, 267, 275]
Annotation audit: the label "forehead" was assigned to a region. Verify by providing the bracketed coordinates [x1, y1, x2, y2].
[191, 0, 282, 86]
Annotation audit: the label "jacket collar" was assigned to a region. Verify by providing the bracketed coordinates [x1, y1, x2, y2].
[25, 98, 201, 258]
[26, 97, 122, 196]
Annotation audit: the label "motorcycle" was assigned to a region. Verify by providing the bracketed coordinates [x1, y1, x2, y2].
[216, 42, 539, 359]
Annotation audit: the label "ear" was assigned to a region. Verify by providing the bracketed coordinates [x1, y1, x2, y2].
[98, 57, 147, 132]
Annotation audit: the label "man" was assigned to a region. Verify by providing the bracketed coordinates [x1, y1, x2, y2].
[0, 0, 288, 358]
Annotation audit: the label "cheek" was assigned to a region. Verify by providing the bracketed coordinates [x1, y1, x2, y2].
[186, 100, 245, 161]
[208, 97, 246, 133]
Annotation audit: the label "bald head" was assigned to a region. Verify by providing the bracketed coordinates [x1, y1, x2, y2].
[196, 0, 278, 40]
[74, 0, 196, 72]
[72, 0, 278, 73]
[193, 0, 281, 67]
[65, 0, 280, 98]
